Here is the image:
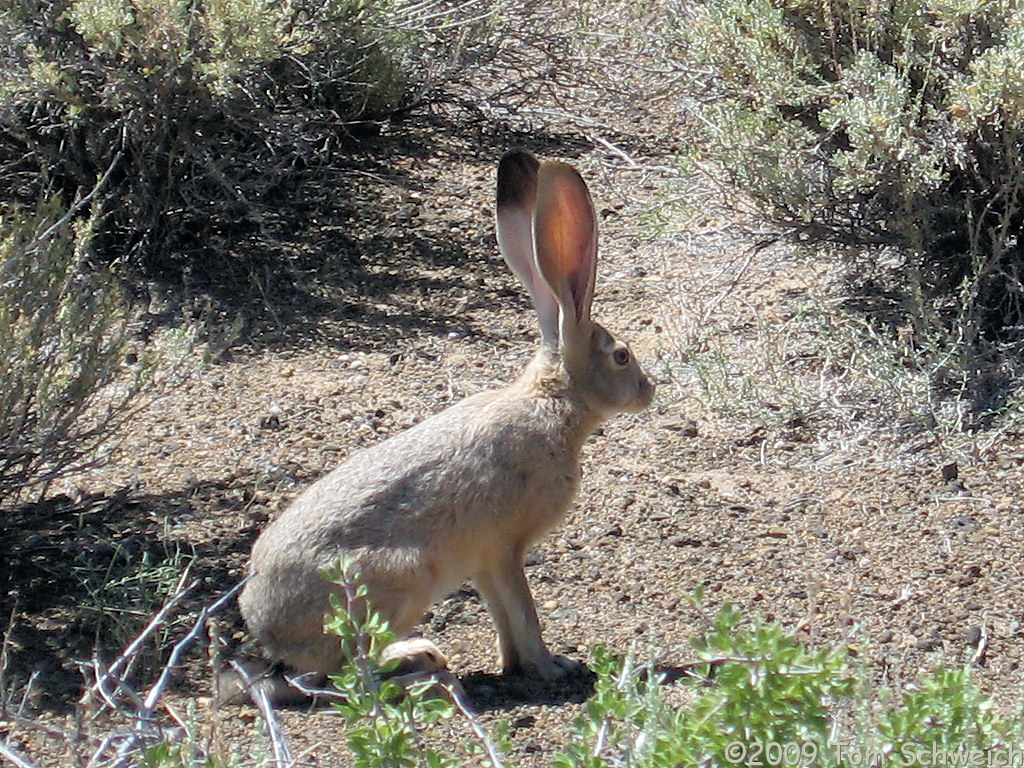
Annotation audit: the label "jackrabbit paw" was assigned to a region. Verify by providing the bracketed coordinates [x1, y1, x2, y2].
[380, 637, 448, 677]
[511, 653, 581, 681]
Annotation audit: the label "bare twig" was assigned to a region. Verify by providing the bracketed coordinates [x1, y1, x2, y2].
[1, 151, 122, 280]
[0, 741, 42, 768]
[83, 653, 145, 716]
[78, 578, 249, 768]
[443, 675, 506, 768]
[0, 603, 16, 707]
[587, 133, 640, 168]
[140, 577, 248, 715]
[230, 660, 294, 768]
[90, 731, 129, 768]
[971, 622, 989, 667]
[81, 568, 199, 711]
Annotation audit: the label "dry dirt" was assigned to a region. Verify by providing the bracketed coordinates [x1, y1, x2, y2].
[3, 107, 1024, 766]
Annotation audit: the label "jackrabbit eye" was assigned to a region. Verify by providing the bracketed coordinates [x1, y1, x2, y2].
[612, 348, 631, 366]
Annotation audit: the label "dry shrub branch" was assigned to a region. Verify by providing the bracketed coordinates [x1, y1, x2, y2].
[672, 0, 1024, 398]
[0, 190, 175, 507]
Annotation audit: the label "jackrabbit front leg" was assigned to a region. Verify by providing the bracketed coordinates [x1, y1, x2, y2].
[474, 554, 575, 680]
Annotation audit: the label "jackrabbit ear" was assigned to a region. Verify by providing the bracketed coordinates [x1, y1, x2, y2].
[533, 161, 597, 349]
[496, 150, 561, 348]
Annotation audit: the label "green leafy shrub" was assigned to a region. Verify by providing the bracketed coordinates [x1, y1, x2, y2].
[553, 604, 855, 768]
[552, 605, 1016, 768]
[0, 0, 474, 280]
[317, 584, 1018, 768]
[323, 559, 502, 768]
[675, 0, 1024, 353]
[0, 196, 165, 505]
[20, 588, 1015, 768]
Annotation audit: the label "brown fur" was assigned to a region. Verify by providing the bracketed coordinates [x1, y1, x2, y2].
[238, 151, 653, 686]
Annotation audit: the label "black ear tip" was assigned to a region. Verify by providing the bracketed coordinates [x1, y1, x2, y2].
[499, 149, 539, 173]
[497, 150, 540, 206]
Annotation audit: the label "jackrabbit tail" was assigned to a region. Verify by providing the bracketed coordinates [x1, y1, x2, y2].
[238, 150, 654, 684]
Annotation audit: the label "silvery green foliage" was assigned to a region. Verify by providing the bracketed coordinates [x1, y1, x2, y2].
[0, 200, 145, 503]
[323, 560, 463, 768]
[677, 0, 1024, 346]
[0, 0, 472, 275]
[552, 601, 1013, 768]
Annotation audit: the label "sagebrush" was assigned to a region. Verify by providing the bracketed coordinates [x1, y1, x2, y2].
[0, 197, 157, 505]
[675, 0, 1024, 359]
[0, 0, 491, 281]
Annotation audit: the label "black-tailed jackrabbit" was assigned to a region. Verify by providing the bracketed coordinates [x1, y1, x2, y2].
[238, 150, 653, 687]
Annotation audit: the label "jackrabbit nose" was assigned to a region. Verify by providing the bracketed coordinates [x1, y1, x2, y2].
[638, 375, 655, 408]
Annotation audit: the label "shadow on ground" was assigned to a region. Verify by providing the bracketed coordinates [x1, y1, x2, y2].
[461, 664, 597, 712]
[0, 472, 284, 711]
[141, 113, 593, 357]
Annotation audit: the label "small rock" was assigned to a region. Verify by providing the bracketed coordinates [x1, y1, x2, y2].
[524, 551, 545, 566]
[671, 535, 701, 547]
[954, 565, 982, 586]
[603, 524, 624, 538]
[962, 625, 983, 647]
[662, 419, 698, 437]
[951, 516, 980, 532]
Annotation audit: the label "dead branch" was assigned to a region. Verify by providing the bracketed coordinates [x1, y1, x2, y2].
[140, 577, 248, 716]
[442, 674, 506, 768]
[0, 152, 122, 281]
[0, 741, 42, 768]
[81, 569, 199, 713]
[230, 661, 294, 768]
[68, 577, 248, 767]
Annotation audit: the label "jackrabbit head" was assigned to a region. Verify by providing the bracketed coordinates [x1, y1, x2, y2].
[496, 149, 653, 417]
